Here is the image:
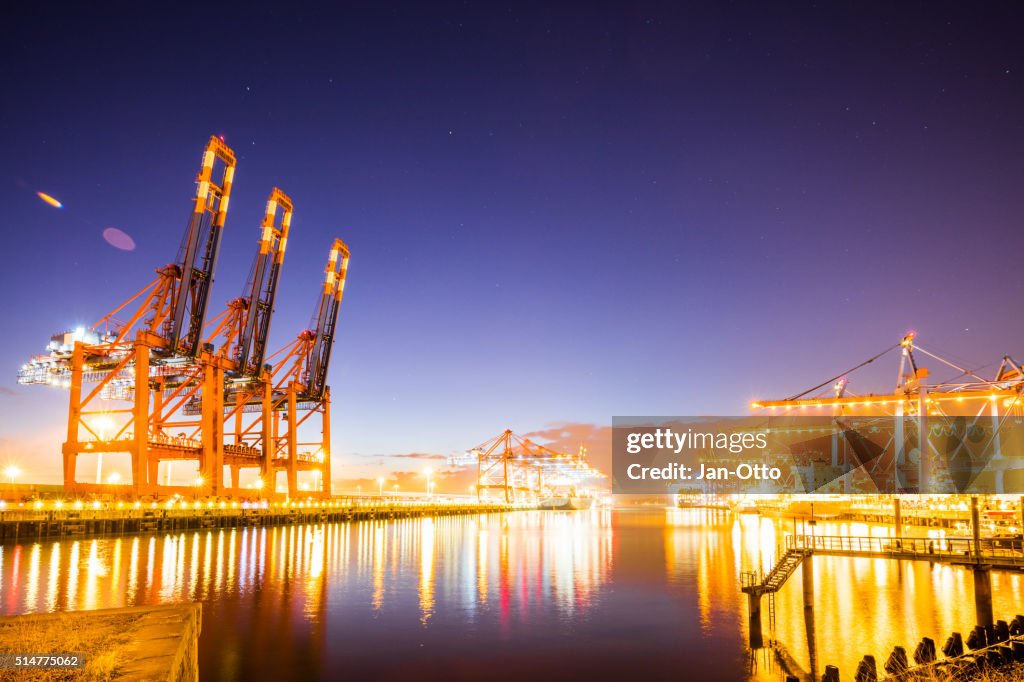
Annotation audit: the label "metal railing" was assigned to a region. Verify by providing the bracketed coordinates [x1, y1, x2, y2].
[786, 534, 1024, 563]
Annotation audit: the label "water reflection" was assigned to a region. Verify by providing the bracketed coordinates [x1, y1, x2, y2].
[0, 509, 1020, 681]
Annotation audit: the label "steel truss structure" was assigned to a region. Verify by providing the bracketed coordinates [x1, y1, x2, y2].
[18, 138, 350, 499]
[750, 332, 1024, 493]
[451, 429, 604, 503]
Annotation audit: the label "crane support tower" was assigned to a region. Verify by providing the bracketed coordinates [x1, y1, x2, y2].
[148, 187, 295, 498]
[258, 238, 350, 498]
[22, 136, 239, 496]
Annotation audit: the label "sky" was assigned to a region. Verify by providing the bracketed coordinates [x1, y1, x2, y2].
[2, 2, 1024, 490]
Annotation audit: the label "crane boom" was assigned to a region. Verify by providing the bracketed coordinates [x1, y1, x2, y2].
[167, 136, 236, 357]
[305, 238, 349, 399]
[17, 137, 236, 388]
[236, 188, 292, 376]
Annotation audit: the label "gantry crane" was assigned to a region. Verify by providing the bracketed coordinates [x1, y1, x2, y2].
[452, 429, 605, 503]
[18, 136, 237, 496]
[165, 188, 294, 496]
[233, 238, 350, 498]
[18, 138, 352, 500]
[749, 332, 1024, 493]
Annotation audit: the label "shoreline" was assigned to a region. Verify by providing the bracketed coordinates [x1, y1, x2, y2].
[0, 502, 517, 545]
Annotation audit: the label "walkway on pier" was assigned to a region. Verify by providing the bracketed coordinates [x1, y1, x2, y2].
[742, 532, 1024, 599]
[788, 534, 1024, 570]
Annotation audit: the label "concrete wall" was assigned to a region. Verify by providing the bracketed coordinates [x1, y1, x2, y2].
[0, 603, 202, 681]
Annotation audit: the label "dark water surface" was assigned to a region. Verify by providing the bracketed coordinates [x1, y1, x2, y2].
[2, 508, 1022, 681]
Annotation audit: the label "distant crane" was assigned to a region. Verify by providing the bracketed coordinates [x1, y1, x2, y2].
[453, 429, 605, 503]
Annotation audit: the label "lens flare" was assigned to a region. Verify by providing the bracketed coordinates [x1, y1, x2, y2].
[102, 227, 136, 251]
[36, 192, 63, 209]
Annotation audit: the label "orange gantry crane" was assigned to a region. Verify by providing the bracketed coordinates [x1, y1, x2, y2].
[451, 429, 605, 503]
[263, 238, 350, 497]
[18, 138, 350, 500]
[169, 187, 294, 496]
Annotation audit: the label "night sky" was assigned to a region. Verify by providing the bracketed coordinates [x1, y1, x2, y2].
[3, 2, 1024, 487]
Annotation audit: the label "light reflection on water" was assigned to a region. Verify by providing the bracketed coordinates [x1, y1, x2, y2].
[0, 509, 1020, 681]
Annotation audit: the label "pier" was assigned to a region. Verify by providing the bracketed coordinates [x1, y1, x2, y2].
[0, 499, 515, 543]
[785, 534, 1024, 570]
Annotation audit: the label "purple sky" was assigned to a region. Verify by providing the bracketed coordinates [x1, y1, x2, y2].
[2, 3, 1024, 488]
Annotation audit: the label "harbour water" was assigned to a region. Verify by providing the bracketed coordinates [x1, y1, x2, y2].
[2, 508, 1022, 680]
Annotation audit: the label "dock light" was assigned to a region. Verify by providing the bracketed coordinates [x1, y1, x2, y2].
[91, 500, 101, 510]
[54, 500, 63, 509]
[4, 465, 20, 484]
[253, 478, 265, 490]
[194, 476, 204, 487]
[34, 500, 43, 510]
[74, 500, 83, 510]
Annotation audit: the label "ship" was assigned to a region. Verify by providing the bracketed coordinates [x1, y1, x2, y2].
[538, 496, 593, 510]
[755, 495, 850, 520]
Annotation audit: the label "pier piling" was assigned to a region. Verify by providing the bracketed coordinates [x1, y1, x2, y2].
[854, 654, 877, 682]
[974, 565, 995, 637]
[802, 554, 814, 608]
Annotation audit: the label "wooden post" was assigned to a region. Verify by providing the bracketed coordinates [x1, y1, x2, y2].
[971, 495, 981, 559]
[974, 565, 994, 638]
[894, 497, 903, 542]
